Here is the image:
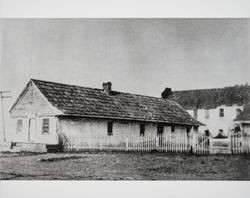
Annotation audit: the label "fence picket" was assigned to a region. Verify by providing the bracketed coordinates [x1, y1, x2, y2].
[230, 131, 250, 154]
[62, 130, 250, 155]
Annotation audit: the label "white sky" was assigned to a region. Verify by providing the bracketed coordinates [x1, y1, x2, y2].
[0, 18, 250, 135]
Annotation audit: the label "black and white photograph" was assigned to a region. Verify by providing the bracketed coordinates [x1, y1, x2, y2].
[0, 18, 249, 181]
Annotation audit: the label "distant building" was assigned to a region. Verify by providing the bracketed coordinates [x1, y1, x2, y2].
[167, 85, 250, 137]
[234, 103, 250, 135]
[8, 79, 201, 152]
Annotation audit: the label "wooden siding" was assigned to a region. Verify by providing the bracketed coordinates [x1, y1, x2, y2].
[58, 117, 194, 148]
[9, 117, 58, 144]
[242, 124, 250, 135]
[10, 82, 60, 118]
[9, 82, 60, 144]
[187, 105, 243, 137]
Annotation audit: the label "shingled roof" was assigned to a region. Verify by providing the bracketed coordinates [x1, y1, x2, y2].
[18, 79, 201, 126]
[168, 84, 250, 110]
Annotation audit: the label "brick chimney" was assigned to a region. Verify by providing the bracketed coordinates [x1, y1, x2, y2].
[103, 82, 112, 95]
[161, 87, 172, 99]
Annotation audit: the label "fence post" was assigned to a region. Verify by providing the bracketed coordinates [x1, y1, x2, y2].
[208, 136, 211, 154]
[126, 137, 129, 151]
[169, 132, 171, 152]
[166, 133, 168, 153]
[156, 136, 159, 150]
[230, 133, 233, 154]
[239, 132, 242, 153]
[248, 133, 250, 153]
[99, 137, 102, 151]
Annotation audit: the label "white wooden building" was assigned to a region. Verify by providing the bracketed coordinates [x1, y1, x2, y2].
[234, 104, 250, 135]
[8, 79, 201, 152]
[167, 85, 250, 137]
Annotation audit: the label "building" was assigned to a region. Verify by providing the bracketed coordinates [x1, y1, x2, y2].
[167, 84, 250, 137]
[8, 79, 201, 152]
[234, 103, 250, 135]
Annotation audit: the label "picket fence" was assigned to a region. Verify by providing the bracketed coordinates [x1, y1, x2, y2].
[193, 133, 210, 155]
[64, 131, 250, 155]
[64, 133, 210, 155]
[231, 131, 250, 154]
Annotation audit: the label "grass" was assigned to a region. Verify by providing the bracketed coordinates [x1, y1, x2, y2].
[0, 151, 249, 180]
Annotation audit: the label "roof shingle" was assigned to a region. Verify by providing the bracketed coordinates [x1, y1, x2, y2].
[30, 79, 201, 126]
[168, 85, 250, 109]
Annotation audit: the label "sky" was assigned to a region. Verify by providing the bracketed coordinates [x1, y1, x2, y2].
[0, 18, 250, 135]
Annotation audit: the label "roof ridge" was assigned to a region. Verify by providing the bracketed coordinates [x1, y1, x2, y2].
[31, 78, 102, 91]
[10, 78, 202, 126]
[31, 78, 167, 100]
[172, 84, 250, 92]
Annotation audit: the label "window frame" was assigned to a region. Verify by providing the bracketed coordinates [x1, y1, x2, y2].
[205, 130, 210, 137]
[219, 108, 224, 117]
[234, 125, 241, 133]
[16, 119, 23, 134]
[140, 123, 145, 137]
[42, 118, 50, 134]
[157, 124, 164, 136]
[171, 125, 175, 133]
[218, 129, 223, 135]
[107, 121, 113, 136]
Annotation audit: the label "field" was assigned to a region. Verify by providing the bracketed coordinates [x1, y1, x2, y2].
[0, 151, 250, 180]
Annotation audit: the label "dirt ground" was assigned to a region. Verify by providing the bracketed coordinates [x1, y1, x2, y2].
[0, 151, 249, 180]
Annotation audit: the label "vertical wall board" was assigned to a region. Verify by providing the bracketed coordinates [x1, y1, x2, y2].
[187, 105, 243, 137]
[9, 82, 60, 144]
[10, 118, 29, 143]
[10, 83, 58, 118]
[30, 117, 58, 144]
[58, 117, 196, 150]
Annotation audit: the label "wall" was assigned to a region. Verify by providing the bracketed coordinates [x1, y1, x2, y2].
[10, 82, 60, 118]
[8, 82, 60, 144]
[9, 117, 58, 144]
[187, 105, 243, 137]
[59, 117, 194, 147]
[242, 123, 250, 135]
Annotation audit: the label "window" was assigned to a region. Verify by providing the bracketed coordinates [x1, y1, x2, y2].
[42, 118, 49, 134]
[236, 108, 241, 117]
[219, 108, 224, 117]
[234, 125, 241, 133]
[205, 130, 210, 137]
[205, 109, 209, 119]
[171, 125, 175, 133]
[157, 125, 164, 136]
[140, 124, 145, 137]
[16, 119, 22, 134]
[193, 109, 198, 119]
[107, 121, 113, 136]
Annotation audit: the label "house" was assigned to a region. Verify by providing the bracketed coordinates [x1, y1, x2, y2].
[9, 79, 201, 152]
[234, 103, 250, 135]
[167, 84, 250, 137]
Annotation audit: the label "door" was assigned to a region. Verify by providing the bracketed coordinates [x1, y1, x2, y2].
[157, 125, 164, 148]
[28, 118, 36, 142]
